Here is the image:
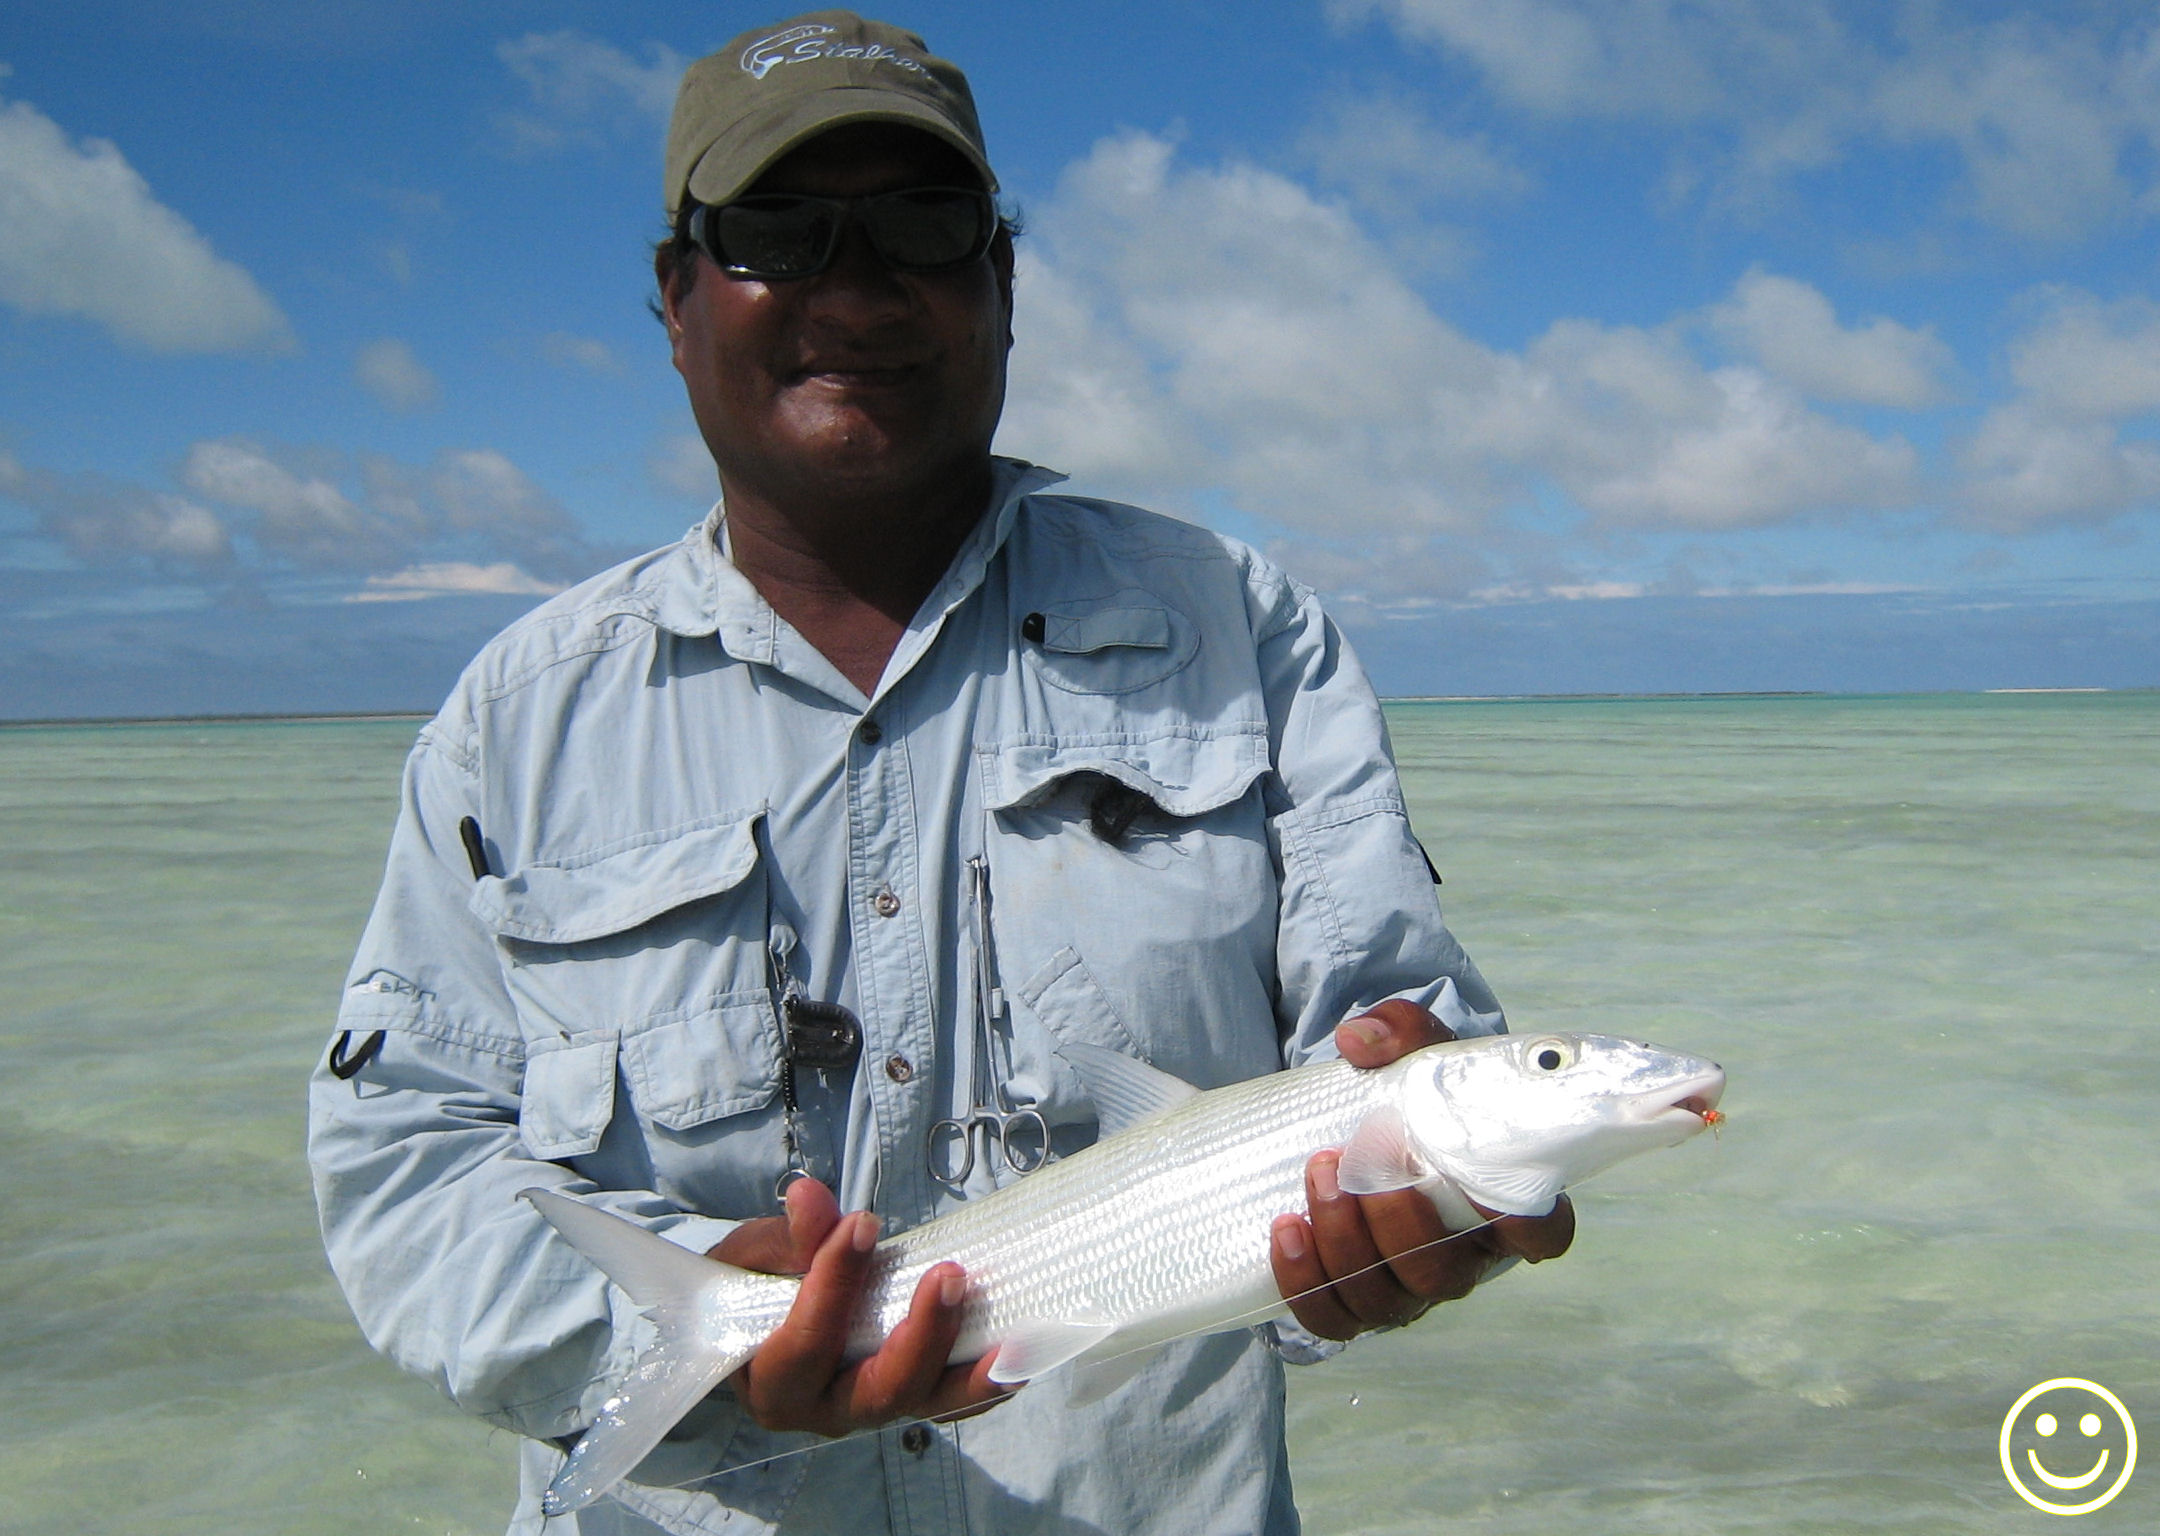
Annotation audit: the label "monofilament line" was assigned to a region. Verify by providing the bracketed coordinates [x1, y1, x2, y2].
[689, 1194, 1560, 1484]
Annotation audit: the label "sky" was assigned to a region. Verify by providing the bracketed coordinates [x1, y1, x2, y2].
[3, 0, 2158, 717]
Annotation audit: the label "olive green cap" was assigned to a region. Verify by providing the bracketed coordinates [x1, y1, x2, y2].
[664, 10, 995, 217]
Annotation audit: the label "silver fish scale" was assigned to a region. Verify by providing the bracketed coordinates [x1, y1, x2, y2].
[848, 1056, 1401, 1361]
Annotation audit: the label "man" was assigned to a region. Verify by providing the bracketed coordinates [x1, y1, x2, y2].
[309, 12, 1571, 1534]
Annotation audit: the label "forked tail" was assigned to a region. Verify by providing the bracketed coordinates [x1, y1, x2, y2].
[520, 1189, 796, 1515]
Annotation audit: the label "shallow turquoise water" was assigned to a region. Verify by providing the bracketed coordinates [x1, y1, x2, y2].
[1, 696, 2153, 1533]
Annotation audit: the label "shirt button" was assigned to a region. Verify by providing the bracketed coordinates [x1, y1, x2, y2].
[873, 888, 902, 918]
[885, 1053, 914, 1083]
[859, 718, 882, 745]
[900, 1423, 932, 1456]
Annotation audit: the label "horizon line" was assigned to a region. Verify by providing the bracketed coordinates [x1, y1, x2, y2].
[5, 686, 2152, 730]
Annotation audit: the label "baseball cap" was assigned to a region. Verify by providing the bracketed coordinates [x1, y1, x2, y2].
[664, 10, 995, 217]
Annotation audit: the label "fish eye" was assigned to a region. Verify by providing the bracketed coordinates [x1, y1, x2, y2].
[1527, 1038, 1573, 1072]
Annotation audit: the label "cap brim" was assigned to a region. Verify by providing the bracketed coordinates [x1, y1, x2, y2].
[680, 88, 996, 212]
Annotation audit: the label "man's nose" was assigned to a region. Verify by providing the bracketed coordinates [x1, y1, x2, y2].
[801, 215, 911, 316]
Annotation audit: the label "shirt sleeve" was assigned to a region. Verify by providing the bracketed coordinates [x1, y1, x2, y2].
[305, 723, 738, 1442]
[1251, 574, 1505, 1069]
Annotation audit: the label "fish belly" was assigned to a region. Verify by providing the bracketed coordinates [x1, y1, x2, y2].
[848, 1057, 1400, 1370]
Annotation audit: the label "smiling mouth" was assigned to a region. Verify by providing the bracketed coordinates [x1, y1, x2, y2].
[2027, 1448, 2109, 1490]
[796, 358, 922, 387]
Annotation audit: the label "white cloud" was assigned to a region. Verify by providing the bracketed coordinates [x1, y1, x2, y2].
[1698, 581, 1920, 597]
[1959, 404, 2160, 529]
[0, 452, 232, 566]
[354, 337, 440, 412]
[495, 31, 685, 150]
[427, 448, 575, 538]
[170, 438, 588, 575]
[2006, 293, 2160, 418]
[1869, 20, 2132, 242]
[1540, 360, 1920, 527]
[1956, 288, 2160, 527]
[183, 439, 413, 568]
[346, 561, 565, 603]
[1470, 580, 1648, 602]
[9, 435, 601, 593]
[540, 331, 623, 374]
[0, 86, 293, 352]
[1297, 91, 1531, 211]
[1000, 131, 1921, 576]
[648, 431, 718, 501]
[1707, 269, 1953, 407]
[1330, 0, 1745, 120]
[1337, 0, 2160, 240]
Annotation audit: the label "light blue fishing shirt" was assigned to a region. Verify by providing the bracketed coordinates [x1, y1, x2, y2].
[308, 458, 1505, 1536]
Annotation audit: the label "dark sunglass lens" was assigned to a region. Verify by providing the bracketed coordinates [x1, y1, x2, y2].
[714, 197, 838, 277]
[866, 189, 992, 270]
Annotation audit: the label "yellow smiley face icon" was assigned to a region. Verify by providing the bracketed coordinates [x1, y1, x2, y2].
[2000, 1378, 2138, 1515]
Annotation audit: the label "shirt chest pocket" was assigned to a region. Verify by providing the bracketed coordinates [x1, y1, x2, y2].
[978, 729, 1285, 1118]
[1021, 587, 1200, 696]
[470, 813, 785, 1196]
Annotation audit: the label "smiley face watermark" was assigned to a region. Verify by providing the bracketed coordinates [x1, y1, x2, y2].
[2000, 1379, 2137, 1515]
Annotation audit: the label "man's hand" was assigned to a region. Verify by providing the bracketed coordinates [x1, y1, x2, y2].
[707, 1178, 1008, 1435]
[1268, 999, 1577, 1340]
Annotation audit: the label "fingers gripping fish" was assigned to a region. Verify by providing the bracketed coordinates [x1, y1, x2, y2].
[522, 1031, 1726, 1514]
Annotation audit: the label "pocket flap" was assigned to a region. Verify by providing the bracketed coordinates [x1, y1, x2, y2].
[521, 1036, 618, 1159]
[1041, 604, 1170, 654]
[619, 997, 782, 1130]
[469, 811, 765, 944]
[1023, 589, 1197, 695]
[982, 727, 1267, 818]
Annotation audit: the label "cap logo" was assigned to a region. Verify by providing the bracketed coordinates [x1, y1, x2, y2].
[739, 23, 929, 81]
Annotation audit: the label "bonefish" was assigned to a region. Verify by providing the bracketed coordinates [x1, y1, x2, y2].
[524, 1030, 1726, 1513]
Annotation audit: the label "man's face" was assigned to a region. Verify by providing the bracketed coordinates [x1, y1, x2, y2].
[664, 123, 1013, 516]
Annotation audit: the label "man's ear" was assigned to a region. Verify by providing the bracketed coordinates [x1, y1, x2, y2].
[991, 226, 1016, 350]
[656, 254, 683, 334]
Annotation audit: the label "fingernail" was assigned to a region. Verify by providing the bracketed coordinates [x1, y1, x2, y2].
[1273, 1217, 1308, 1263]
[940, 1268, 967, 1308]
[1311, 1155, 1342, 1202]
[1340, 1017, 1386, 1050]
[852, 1212, 880, 1252]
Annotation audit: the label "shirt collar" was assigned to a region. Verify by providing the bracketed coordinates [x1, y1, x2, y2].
[639, 456, 1066, 658]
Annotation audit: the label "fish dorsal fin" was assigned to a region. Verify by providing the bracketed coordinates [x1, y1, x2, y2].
[1336, 1105, 1434, 1195]
[1055, 1042, 1201, 1138]
[1066, 1342, 1167, 1407]
[987, 1318, 1118, 1386]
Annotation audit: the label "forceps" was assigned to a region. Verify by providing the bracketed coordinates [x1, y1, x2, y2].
[927, 857, 1049, 1186]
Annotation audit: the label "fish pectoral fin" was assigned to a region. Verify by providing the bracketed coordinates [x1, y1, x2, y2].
[986, 1318, 1118, 1386]
[1336, 1106, 1433, 1195]
[1055, 1042, 1201, 1138]
[1065, 1342, 1167, 1407]
[1452, 1158, 1562, 1218]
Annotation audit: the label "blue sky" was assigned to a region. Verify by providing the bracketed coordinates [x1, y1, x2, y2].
[3, 0, 2158, 716]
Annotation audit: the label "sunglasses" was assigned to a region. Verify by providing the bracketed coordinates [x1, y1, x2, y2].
[688, 185, 997, 281]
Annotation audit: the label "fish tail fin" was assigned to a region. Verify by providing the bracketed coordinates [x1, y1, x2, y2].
[521, 1188, 793, 1515]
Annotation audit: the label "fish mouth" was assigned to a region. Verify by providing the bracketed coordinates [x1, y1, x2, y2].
[1655, 1068, 1726, 1128]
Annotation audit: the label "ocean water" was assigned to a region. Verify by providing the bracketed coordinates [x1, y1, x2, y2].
[1, 695, 2153, 1534]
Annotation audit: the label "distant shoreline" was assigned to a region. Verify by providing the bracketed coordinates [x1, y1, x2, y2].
[4, 688, 2147, 729]
[0, 711, 433, 730]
